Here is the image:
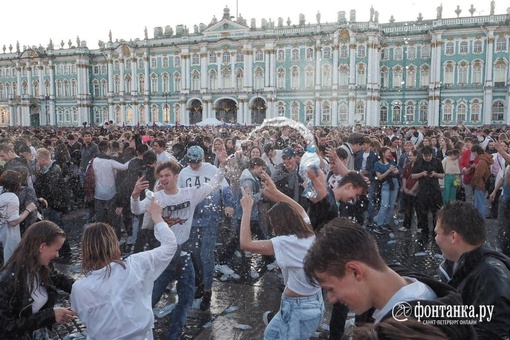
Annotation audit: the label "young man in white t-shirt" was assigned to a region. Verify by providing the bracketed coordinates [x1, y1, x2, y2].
[130, 148, 227, 340]
[304, 219, 476, 338]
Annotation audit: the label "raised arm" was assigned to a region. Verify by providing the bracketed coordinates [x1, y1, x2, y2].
[259, 172, 308, 220]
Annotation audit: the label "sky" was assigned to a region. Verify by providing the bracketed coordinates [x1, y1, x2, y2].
[0, 0, 507, 50]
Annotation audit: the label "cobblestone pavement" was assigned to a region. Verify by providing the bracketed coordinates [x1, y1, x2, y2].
[47, 208, 501, 339]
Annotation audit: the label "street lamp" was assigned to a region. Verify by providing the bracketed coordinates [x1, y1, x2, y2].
[44, 95, 50, 126]
[162, 91, 170, 123]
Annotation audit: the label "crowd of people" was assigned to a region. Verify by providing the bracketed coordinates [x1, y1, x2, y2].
[0, 121, 509, 339]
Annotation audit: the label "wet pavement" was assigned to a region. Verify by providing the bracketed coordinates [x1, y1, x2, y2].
[48, 207, 501, 339]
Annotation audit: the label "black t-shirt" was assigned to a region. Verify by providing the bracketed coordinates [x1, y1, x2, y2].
[412, 157, 444, 193]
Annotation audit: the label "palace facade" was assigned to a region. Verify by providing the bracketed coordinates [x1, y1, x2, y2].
[0, 5, 509, 127]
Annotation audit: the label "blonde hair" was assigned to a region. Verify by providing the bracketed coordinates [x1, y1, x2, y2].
[36, 147, 51, 160]
[81, 223, 125, 276]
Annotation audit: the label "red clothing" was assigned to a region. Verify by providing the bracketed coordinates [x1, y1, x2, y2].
[459, 149, 478, 185]
[403, 162, 418, 190]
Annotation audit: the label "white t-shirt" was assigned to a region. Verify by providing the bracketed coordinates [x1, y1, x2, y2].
[131, 169, 224, 245]
[30, 275, 48, 314]
[0, 190, 21, 262]
[71, 222, 177, 340]
[271, 223, 320, 296]
[372, 277, 437, 323]
[157, 151, 177, 164]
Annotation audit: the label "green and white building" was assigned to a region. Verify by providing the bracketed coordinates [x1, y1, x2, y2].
[0, 6, 509, 127]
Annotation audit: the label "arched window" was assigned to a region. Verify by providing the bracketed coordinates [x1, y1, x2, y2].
[305, 66, 314, 89]
[255, 50, 264, 62]
[222, 52, 231, 64]
[291, 48, 299, 61]
[321, 102, 331, 124]
[138, 74, 145, 93]
[405, 102, 415, 122]
[357, 45, 366, 58]
[380, 67, 388, 88]
[393, 66, 402, 88]
[277, 67, 286, 89]
[419, 103, 428, 122]
[355, 102, 365, 122]
[150, 74, 158, 94]
[470, 100, 480, 122]
[209, 70, 217, 90]
[151, 104, 159, 123]
[473, 40, 483, 54]
[444, 62, 454, 85]
[322, 65, 331, 88]
[459, 41, 469, 55]
[125, 75, 132, 93]
[162, 73, 169, 92]
[191, 70, 200, 91]
[420, 65, 429, 87]
[392, 104, 401, 123]
[113, 75, 120, 94]
[254, 67, 264, 89]
[277, 49, 285, 61]
[323, 47, 331, 59]
[472, 61, 482, 84]
[494, 62, 507, 84]
[496, 37, 507, 52]
[443, 100, 453, 121]
[139, 105, 146, 124]
[356, 64, 366, 86]
[291, 102, 299, 121]
[209, 52, 217, 63]
[115, 105, 121, 122]
[380, 106, 388, 123]
[407, 46, 416, 60]
[457, 103, 467, 122]
[406, 66, 416, 88]
[338, 103, 348, 123]
[222, 68, 231, 88]
[174, 72, 181, 92]
[192, 53, 200, 65]
[492, 101, 505, 121]
[291, 67, 299, 89]
[445, 42, 454, 56]
[277, 102, 285, 117]
[393, 47, 403, 60]
[339, 65, 349, 86]
[174, 56, 181, 67]
[236, 68, 243, 89]
[458, 62, 468, 85]
[421, 45, 431, 59]
[340, 45, 348, 59]
[306, 48, 314, 60]
[305, 102, 313, 122]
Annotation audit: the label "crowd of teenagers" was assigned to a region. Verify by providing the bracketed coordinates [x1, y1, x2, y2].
[0, 121, 509, 339]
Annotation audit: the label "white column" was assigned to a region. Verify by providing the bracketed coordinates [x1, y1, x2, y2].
[231, 52, 236, 89]
[119, 54, 125, 96]
[315, 46, 321, 90]
[506, 87, 510, 125]
[144, 53, 149, 95]
[315, 98, 321, 125]
[38, 63, 44, 96]
[483, 31, 495, 125]
[270, 49, 276, 88]
[238, 99, 244, 123]
[332, 99, 338, 126]
[201, 51, 208, 91]
[263, 49, 269, 88]
[131, 57, 137, 94]
[107, 54, 114, 95]
[26, 63, 33, 96]
[332, 42, 339, 89]
[217, 52, 222, 89]
[185, 54, 191, 90]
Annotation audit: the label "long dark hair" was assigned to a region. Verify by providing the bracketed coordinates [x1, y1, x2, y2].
[0, 221, 66, 294]
[0, 169, 22, 194]
[267, 202, 314, 239]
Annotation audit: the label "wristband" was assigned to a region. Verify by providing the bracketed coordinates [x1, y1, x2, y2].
[25, 209, 31, 214]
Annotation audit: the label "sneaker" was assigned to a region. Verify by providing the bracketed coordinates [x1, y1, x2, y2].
[398, 227, 409, 232]
[263, 311, 275, 326]
[215, 264, 234, 275]
[373, 227, 385, 235]
[200, 291, 212, 311]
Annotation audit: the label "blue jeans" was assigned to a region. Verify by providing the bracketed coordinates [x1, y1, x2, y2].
[45, 208, 66, 231]
[152, 252, 195, 340]
[187, 226, 217, 290]
[473, 188, 486, 218]
[376, 181, 399, 227]
[264, 291, 324, 340]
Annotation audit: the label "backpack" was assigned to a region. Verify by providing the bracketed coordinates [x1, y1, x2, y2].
[84, 158, 95, 199]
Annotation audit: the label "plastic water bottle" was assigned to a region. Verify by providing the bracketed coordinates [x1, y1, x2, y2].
[299, 145, 321, 199]
[145, 189, 154, 200]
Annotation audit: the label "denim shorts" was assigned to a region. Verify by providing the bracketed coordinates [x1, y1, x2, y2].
[264, 291, 324, 340]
